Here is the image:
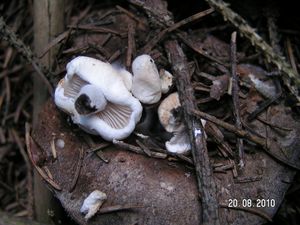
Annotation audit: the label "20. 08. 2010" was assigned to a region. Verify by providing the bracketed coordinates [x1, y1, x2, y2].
[228, 198, 276, 208]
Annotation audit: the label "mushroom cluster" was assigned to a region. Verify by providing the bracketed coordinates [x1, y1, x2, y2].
[55, 54, 175, 142]
[55, 56, 143, 141]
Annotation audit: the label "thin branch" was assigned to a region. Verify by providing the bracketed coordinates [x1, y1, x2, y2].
[230, 31, 244, 168]
[165, 40, 220, 225]
[141, 8, 214, 53]
[69, 148, 84, 192]
[113, 140, 167, 159]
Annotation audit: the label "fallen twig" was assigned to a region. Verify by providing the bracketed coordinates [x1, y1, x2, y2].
[165, 40, 220, 225]
[126, 21, 136, 68]
[113, 140, 167, 159]
[141, 8, 214, 53]
[25, 123, 61, 191]
[69, 147, 84, 192]
[230, 31, 244, 168]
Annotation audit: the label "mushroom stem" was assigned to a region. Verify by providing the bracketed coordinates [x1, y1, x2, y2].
[75, 84, 107, 115]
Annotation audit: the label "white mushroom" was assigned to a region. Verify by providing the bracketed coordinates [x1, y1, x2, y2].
[80, 190, 107, 220]
[158, 92, 182, 133]
[111, 63, 133, 91]
[158, 92, 206, 154]
[131, 54, 162, 104]
[166, 125, 191, 154]
[159, 69, 173, 94]
[75, 84, 107, 114]
[54, 56, 142, 141]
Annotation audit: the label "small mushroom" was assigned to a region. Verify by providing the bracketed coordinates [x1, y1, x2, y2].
[158, 92, 182, 133]
[158, 92, 206, 154]
[80, 190, 107, 220]
[54, 56, 143, 141]
[131, 54, 162, 104]
[166, 125, 191, 154]
[159, 69, 173, 94]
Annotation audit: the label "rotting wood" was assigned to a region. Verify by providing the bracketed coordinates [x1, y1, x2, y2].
[165, 40, 221, 225]
[230, 31, 244, 168]
[204, 0, 300, 103]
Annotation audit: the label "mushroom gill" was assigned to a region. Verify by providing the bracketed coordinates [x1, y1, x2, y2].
[62, 74, 88, 98]
[95, 103, 132, 129]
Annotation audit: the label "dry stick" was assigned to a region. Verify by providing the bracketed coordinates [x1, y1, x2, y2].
[113, 140, 167, 159]
[141, 8, 214, 53]
[67, 24, 122, 36]
[286, 38, 299, 75]
[116, 5, 147, 28]
[0, 17, 53, 94]
[11, 128, 34, 218]
[69, 147, 84, 192]
[192, 109, 300, 170]
[128, 0, 173, 27]
[165, 40, 220, 225]
[204, 0, 300, 103]
[108, 50, 121, 63]
[126, 22, 135, 68]
[39, 30, 73, 58]
[25, 124, 62, 191]
[14, 91, 33, 123]
[176, 32, 228, 67]
[230, 32, 244, 168]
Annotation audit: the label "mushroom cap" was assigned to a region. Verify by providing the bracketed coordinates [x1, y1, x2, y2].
[54, 56, 142, 141]
[165, 127, 191, 154]
[158, 92, 182, 133]
[160, 69, 173, 94]
[158, 92, 206, 154]
[131, 54, 162, 104]
[75, 84, 107, 114]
